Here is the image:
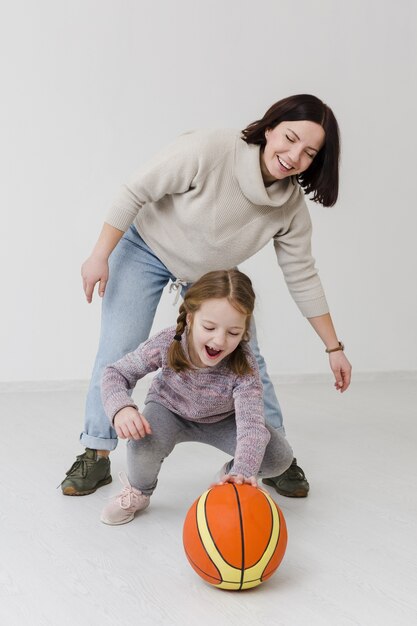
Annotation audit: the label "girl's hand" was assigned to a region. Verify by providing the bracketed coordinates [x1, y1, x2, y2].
[81, 254, 109, 303]
[211, 474, 258, 488]
[114, 407, 152, 440]
[329, 351, 352, 393]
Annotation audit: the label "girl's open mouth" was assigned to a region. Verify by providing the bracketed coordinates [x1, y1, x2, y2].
[205, 346, 222, 358]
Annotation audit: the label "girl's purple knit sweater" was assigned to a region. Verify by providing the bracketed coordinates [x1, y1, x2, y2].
[101, 326, 271, 477]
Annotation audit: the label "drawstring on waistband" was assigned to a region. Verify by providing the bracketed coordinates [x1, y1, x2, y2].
[169, 278, 188, 305]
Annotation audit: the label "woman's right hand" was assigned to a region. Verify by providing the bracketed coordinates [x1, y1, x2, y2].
[81, 254, 109, 303]
[81, 223, 125, 302]
[113, 407, 153, 440]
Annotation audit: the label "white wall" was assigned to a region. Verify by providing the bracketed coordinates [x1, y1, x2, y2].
[1, 0, 416, 382]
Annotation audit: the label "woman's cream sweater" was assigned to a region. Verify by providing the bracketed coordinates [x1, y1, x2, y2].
[105, 129, 328, 318]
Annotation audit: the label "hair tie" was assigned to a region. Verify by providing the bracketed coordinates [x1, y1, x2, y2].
[174, 334, 182, 342]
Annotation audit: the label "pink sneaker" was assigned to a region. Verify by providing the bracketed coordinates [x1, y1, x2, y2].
[100, 472, 150, 525]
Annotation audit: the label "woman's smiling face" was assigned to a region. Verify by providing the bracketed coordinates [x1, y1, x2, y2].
[260, 119, 325, 185]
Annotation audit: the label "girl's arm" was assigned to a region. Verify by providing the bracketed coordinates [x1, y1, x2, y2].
[308, 313, 352, 392]
[230, 368, 271, 478]
[81, 222, 124, 303]
[102, 359, 152, 441]
[101, 331, 166, 428]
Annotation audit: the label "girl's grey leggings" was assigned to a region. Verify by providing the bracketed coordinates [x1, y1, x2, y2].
[127, 402, 293, 495]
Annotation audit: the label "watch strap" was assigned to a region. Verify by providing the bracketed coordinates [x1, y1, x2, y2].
[325, 341, 344, 354]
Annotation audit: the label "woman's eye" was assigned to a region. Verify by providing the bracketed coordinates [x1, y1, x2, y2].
[203, 327, 214, 331]
[306, 152, 315, 159]
[285, 134, 295, 143]
[228, 332, 240, 337]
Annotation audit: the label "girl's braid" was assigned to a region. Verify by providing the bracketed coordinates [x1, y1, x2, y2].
[174, 304, 187, 340]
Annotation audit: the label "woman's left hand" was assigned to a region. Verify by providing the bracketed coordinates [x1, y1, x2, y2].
[211, 474, 258, 488]
[329, 351, 352, 392]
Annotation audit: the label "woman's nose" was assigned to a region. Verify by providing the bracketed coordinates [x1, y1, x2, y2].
[288, 147, 301, 165]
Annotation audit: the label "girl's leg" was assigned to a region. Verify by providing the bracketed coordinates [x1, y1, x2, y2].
[178, 416, 293, 479]
[257, 426, 293, 478]
[101, 402, 184, 525]
[127, 402, 186, 495]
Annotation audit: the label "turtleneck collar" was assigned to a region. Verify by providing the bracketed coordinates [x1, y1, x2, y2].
[234, 135, 301, 208]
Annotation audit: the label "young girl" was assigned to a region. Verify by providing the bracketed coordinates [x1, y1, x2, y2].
[100, 269, 293, 525]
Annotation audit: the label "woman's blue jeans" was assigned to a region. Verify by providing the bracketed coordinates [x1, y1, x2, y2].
[80, 225, 285, 451]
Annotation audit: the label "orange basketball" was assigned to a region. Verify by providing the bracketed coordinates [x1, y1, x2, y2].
[183, 483, 287, 590]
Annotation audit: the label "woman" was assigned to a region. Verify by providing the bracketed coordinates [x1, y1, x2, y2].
[61, 94, 351, 498]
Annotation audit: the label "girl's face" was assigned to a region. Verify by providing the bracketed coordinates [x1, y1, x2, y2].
[187, 298, 247, 368]
[260, 119, 325, 185]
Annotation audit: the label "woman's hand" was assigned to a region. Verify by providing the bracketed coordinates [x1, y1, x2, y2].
[211, 474, 258, 488]
[307, 313, 352, 393]
[113, 407, 153, 440]
[329, 351, 352, 393]
[81, 254, 109, 303]
[80, 223, 125, 303]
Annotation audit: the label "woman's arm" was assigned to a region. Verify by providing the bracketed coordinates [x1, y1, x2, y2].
[81, 222, 124, 303]
[308, 313, 352, 392]
[82, 133, 203, 303]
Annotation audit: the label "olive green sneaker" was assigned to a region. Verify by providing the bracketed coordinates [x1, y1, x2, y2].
[61, 448, 112, 496]
[262, 458, 309, 498]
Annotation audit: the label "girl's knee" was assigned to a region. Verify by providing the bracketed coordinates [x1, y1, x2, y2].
[127, 435, 173, 460]
[279, 442, 294, 474]
[260, 435, 293, 477]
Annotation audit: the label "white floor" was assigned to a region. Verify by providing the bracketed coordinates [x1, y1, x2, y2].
[1, 375, 416, 626]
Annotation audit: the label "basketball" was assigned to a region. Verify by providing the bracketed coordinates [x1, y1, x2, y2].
[182, 482, 287, 590]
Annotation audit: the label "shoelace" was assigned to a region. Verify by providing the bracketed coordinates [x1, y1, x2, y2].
[57, 455, 92, 488]
[116, 472, 142, 509]
[169, 278, 188, 305]
[65, 457, 90, 478]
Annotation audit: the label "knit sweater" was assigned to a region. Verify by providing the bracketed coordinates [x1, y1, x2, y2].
[105, 129, 329, 319]
[101, 327, 270, 477]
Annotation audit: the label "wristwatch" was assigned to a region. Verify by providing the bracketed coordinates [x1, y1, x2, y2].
[325, 341, 344, 354]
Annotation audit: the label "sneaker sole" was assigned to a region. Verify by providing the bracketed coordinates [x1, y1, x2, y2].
[100, 513, 135, 526]
[62, 475, 112, 496]
[100, 500, 150, 526]
[262, 478, 309, 498]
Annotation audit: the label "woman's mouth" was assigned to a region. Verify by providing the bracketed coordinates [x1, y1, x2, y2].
[205, 346, 222, 359]
[277, 156, 293, 172]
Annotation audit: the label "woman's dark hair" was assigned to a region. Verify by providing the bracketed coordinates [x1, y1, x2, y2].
[242, 94, 340, 207]
[167, 269, 255, 375]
